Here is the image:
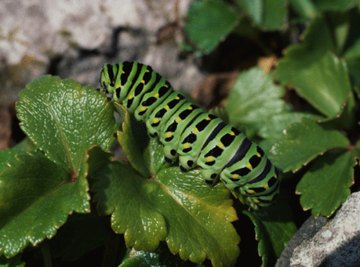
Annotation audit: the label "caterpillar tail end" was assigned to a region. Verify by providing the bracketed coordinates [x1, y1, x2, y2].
[231, 181, 280, 210]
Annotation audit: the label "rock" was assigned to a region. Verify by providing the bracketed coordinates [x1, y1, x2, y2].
[142, 42, 204, 93]
[103, 0, 192, 34]
[277, 192, 360, 267]
[0, 0, 202, 95]
[0, 0, 110, 65]
[276, 216, 328, 267]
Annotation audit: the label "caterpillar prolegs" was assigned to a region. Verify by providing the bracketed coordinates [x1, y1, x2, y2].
[100, 61, 279, 209]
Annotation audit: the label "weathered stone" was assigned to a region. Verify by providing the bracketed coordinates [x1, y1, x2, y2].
[142, 42, 204, 93]
[276, 216, 328, 267]
[277, 192, 360, 267]
[0, 0, 202, 94]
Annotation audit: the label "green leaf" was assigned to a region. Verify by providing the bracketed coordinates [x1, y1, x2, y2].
[0, 150, 90, 258]
[276, 18, 352, 118]
[261, 0, 287, 30]
[118, 111, 166, 177]
[120, 246, 202, 267]
[289, 0, 317, 20]
[117, 109, 149, 177]
[277, 17, 334, 66]
[258, 205, 297, 259]
[279, 51, 351, 118]
[95, 161, 167, 251]
[120, 250, 161, 267]
[0, 151, 16, 171]
[270, 118, 349, 172]
[345, 28, 360, 95]
[346, 58, 360, 95]
[313, 0, 355, 12]
[243, 188, 297, 266]
[184, 0, 239, 54]
[296, 151, 354, 216]
[328, 13, 350, 54]
[0, 139, 35, 171]
[235, 0, 263, 25]
[16, 75, 116, 174]
[352, 140, 360, 166]
[344, 39, 360, 59]
[235, 0, 287, 30]
[226, 67, 287, 133]
[143, 134, 168, 177]
[258, 112, 322, 140]
[87, 146, 113, 178]
[93, 142, 239, 266]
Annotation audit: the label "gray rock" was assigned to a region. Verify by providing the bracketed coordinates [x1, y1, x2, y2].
[0, 0, 202, 96]
[277, 192, 360, 267]
[276, 216, 328, 267]
[0, 0, 110, 65]
[103, 0, 192, 34]
[142, 42, 204, 93]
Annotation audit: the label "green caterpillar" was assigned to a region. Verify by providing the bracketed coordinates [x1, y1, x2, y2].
[100, 61, 279, 209]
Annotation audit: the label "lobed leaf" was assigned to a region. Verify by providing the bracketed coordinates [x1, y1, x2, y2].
[258, 112, 322, 140]
[226, 67, 287, 134]
[93, 138, 240, 267]
[16, 75, 116, 175]
[261, 0, 287, 30]
[119, 252, 155, 267]
[313, 0, 355, 12]
[276, 18, 352, 118]
[94, 161, 167, 251]
[0, 139, 35, 171]
[87, 146, 113, 178]
[344, 39, 360, 59]
[243, 189, 297, 266]
[296, 151, 354, 216]
[119, 247, 201, 267]
[270, 118, 349, 172]
[235, 0, 263, 26]
[277, 16, 334, 68]
[289, 0, 317, 19]
[235, 0, 287, 30]
[0, 75, 116, 258]
[0, 150, 89, 258]
[329, 13, 350, 54]
[184, 0, 239, 54]
[117, 109, 149, 177]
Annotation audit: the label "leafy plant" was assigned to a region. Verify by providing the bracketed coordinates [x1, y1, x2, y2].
[185, 0, 360, 217]
[0, 76, 116, 265]
[0, 71, 295, 266]
[270, 14, 360, 217]
[2, 0, 360, 266]
[184, 0, 360, 55]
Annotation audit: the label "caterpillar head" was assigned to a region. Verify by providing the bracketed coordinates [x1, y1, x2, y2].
[100, 63, 119, 99]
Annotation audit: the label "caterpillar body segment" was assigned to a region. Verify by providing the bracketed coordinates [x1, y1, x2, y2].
[177, 113, 223, 171]
[145, 93, 186, 137]
[100, 61, 280, 209]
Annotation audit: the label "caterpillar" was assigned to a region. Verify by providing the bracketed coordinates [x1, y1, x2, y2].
[99, 61, 279, 209]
